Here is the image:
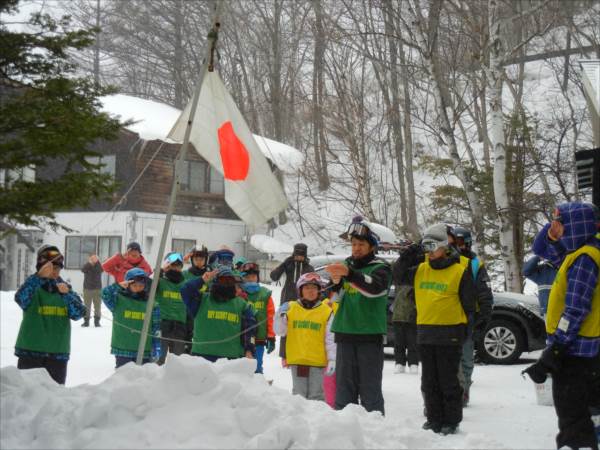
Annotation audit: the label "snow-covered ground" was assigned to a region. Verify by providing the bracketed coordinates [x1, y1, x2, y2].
[1, 289, 556, 449]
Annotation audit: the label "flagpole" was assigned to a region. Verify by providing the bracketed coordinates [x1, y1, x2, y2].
[136, 3, 222, 365]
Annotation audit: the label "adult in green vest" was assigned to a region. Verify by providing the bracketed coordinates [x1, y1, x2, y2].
[182, 245, 210, 353]
[156, 252, 188, 365]
[240, 262, 276, 374]
[14, 245, 86, 385]
[523, 202, 600, 450]
[101, 267, 161, 368]
[394, 223, 476, 435]
[180, 266, 257, 362]
[325, 216, 392, 415]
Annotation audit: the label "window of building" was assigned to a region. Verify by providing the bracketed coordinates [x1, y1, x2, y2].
[180, 160, 224, 194]
[172, 238, 196, 256]
[65, 236, 97, 269]
[97, 236, 122, 262]
[85, 155, 116, 177]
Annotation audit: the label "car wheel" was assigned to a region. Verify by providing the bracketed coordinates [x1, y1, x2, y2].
[479, 319, 524, 364]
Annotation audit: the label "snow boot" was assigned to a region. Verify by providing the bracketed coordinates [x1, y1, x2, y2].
[394, 364, 405, 374]
[409, 364, 419, 374]
[82, 318, 90, 327]
[440, 424, 459, 435]
[422, 421, 441, 433]
[94, 316, 101, 327]
[463, 388, 470, 407]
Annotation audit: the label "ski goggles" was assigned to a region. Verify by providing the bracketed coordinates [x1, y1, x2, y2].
[421, 239, 446, 252]
[165, 252, 184, 265]
[302, 272, 322, 283]
[347, 222, 380, 242]
[240, 262, 259, 274]
[40, 250, 64, 268]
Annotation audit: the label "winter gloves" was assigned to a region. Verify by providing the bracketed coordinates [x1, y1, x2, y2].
[522, 343, 566, 383]
[325, 360, 336, 376]
[266, 337, 276, 354]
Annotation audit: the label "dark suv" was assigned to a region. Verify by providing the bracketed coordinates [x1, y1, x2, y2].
[313, 254, 546, 365]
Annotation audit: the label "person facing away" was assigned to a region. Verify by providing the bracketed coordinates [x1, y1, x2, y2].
[101, 267, 161, 368]
[180, 266, 257, 362]
[395, 223, 476, 435]
[447, 226, 493, 407]
[275, 272, 335, 401]
[325, 216, 392, 415]
[240, 262, 276, 374]
[14, 245, 86, 384]
[102, 241, 153, 283]
[81, 253, 103, 327]
[523, 202, 600, 450]
[522, 254, 557, 317]
[156, 252, 188, 365]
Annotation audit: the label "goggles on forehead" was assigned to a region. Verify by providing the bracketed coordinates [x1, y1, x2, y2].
[348, 223, 370, 237]
[422, 239, 445, 252]
[166, 253, 184, 265]
[303, 273, 322, 282]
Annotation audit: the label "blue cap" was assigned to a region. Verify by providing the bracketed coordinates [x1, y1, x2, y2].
[125, 267, 148, 282]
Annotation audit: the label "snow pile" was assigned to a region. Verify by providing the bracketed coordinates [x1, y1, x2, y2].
[250, 234, 294, 256]
[1, 356, 389, 449]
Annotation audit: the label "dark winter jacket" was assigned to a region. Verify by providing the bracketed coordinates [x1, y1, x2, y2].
[394, 247, 477, 345]
[522, 255, 557, 315]
[269, 256, 314, 305]
[461, 250, 494, 335]
[391, 284, 416, 323]
[81, 261, 103, 290]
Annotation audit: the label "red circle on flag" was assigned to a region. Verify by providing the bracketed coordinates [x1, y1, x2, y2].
[217, 121, 250, 181]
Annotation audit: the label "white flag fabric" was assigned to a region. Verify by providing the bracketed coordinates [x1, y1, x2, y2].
[167, 69, 288, 227]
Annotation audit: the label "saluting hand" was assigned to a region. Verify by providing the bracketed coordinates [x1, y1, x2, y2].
[56, 283, 70, 294]
[37, 261, 54, 279]
[202, 269, 218, 284]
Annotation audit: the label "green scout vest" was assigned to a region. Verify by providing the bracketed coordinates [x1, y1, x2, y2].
[331, 260, 390, 335]
[111, 293, 152, 356]
[16, 287, 71, 354]
[192, 295, 248, 358]
[546, 245, 600, 338]
[183, 269, 201, 281]
[246, 287, 271, 340]
[156, 277, 187, 323]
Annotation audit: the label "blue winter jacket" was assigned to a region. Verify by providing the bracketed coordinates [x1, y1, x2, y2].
[522, 256, 557, 315]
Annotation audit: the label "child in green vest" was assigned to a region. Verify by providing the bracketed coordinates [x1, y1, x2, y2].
[274, 272, 336, 401]
[14, 245, 86, 385]
[156, 252, 188, 365]
[180, 266, 257, 362]
[101, 267, 161, 368]
[182, 245, 209, 354]
[240, 262, 276, 374]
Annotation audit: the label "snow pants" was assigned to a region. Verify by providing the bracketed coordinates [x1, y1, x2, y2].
[459, 334, 475, 391]
[393, 322, 419, 366]
[552, 354, 600, 450]
[255, 344, 265, 374]
[291, 365, 324, 400]
[17, 355, 67, 385]
[419, 344, 463, 427]
[158, 319, 187, 365]
[323, 372, 337, 408]
[335, 341, 385, 414]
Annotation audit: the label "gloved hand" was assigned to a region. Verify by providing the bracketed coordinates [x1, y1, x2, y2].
[522, 344, 565, 383]
[398, 244, 424, 269]
[266, 338, 276, 354]
[325, 360, 336, 376]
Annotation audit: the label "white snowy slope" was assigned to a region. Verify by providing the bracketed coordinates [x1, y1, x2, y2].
[1, 290, 556, 449]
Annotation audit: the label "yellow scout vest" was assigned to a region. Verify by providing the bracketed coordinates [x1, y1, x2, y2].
[286, 301, 331, 367]
[414, 261, 467, 325]
[546, 245, 600, 338]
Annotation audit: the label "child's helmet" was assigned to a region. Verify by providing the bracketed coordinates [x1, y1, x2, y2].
[296, 272, 325, 296]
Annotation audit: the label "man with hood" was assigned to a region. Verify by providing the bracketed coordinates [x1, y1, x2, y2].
[523, 202, 600, 450]
[156, 252, 188, 364]
[394, 223, 476, 435]
[325, 216, 392, 415]
[14, 245, 86, 384]
[102, 242, 153, 283]
[101, 267, 161, 368]
[180, 266, 257, 361]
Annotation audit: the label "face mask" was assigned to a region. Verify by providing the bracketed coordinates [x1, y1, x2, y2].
[242, 282, 260, 294]
[165, 269, 183, 283]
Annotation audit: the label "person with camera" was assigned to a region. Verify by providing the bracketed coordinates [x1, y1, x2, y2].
[394, 223, 476, 435]
[14, 245, 86, 384]
[523, 202, 599, 450]
[101, 267, 161, 368]
[325, 216, 392, 415]
[447, 226, 493, 407]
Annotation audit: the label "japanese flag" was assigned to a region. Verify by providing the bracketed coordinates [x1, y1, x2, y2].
[167, 69, 288, 227]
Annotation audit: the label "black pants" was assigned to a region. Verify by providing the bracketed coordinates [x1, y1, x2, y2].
[418, 344, 463, 427]
[335, 341, 385, 414]
[17, 355, 68, 385]
[393, 322, 419, 366]
[552, 354, 600, 450]
[158, 320, 187, 365]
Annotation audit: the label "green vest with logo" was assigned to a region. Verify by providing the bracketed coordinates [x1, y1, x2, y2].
[111, 293, 152, 355]
[192, 295, 248, 358]
[246, 287, 271, 341]
[156, 277, 187, 323]
[183, 269, 201, 281]
[331, 260, 390, 335]
[16, 287, 71, 354]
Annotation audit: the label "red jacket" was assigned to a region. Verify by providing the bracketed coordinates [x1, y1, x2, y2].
[102, 253, 153, 283]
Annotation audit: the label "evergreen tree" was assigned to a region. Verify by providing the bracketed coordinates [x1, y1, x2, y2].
[0, 0, 123, 231]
